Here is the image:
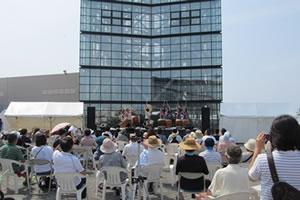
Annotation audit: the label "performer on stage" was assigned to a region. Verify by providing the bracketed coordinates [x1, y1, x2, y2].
[182, 107, 188, 119]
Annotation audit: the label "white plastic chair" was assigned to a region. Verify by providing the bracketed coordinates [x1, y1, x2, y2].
[54, 172, 87, 200]
[0, 158, 26, 194]
[165, 143, 179, 156]
[73, 145, 96, 171]
[28, 159, 53, 194]
[206, 192, 257, 200]
[116, 141, 128, 152]
[177, 172, 205, 200]
[140, 163, 164, 200]
[163, 154, 177, 186]
[97, 166, 129, 200]
[205, 163, 222, 181]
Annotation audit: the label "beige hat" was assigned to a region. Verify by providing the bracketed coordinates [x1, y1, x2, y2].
[195, 130, 203, 139]
[100, 138, 118, 153]
[179, 137, 201, 151]
[144, 136, 162, 148]
[244, 139, 256, 152]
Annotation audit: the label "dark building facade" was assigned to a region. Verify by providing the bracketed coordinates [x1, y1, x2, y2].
[79, 0, 222, 128]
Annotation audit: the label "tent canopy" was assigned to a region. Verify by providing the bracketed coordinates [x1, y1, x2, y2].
[4, 102, 83, 132]
[219, 103, 295, 143]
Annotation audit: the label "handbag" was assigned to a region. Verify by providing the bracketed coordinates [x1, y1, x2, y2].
[267, 151, 300, 200]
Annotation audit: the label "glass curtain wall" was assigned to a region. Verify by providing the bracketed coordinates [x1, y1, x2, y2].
[80, 0, 222, 128]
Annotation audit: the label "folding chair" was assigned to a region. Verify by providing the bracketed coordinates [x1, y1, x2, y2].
[27, 159, 53, 194]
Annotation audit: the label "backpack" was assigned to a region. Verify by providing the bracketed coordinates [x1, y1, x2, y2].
[267, 151, 300, 200]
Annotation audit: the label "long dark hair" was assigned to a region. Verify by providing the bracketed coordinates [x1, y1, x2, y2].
[270, 115, 300, 151]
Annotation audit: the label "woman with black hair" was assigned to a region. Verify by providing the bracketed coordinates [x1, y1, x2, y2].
[249, 115, 300, 200]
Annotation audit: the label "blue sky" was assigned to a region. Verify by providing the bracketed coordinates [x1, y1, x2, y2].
[0, 0, 300, 110]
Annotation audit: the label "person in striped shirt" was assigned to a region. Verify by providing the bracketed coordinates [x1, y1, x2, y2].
[249, 115, 300, 200]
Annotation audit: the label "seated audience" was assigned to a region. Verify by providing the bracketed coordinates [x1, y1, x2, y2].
[240, 139, 255, 163]
[202, 129, 217, 144]
[213, 129, 220, 141]
[80, 129, 97, 149]
[30, 132, 53, 186]
[99, 138, 127, 197]
[53, 128, 66, 148]
[194, 130, 203, 144]
[116, 129, 129, 143]
[199, 138, 221, 164]
[0, 133, 27, 185]
[249, 115, 300, 200]
[53, 137, 87, 199]
[197, 145, 250, 199]
[122, 133, 144, 159]
[218, 128, 227, 143]
[176, 138, 209, 200]
[156, 128, 167, 145]
[168, 129, 183, 144]
[93, 134, 107, 160]
[20, 129, 32, 144]
[217, 132, 234, 165]
[182, 129, 191, 141]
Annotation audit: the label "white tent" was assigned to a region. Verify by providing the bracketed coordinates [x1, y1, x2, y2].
[4, 102, 83, 132]
[219, 103, 295, 143]
[0, 109, 9, 132]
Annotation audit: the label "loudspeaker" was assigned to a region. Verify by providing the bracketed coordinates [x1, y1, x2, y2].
[201, 107, 210, 132]
[87, 107, 96, 130]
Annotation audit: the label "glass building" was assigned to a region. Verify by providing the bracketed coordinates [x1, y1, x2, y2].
[79, 0, 222, 128]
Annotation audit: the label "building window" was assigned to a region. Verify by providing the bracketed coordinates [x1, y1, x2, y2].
[101, 9, 132, 27]
[171, 10, 201, 27]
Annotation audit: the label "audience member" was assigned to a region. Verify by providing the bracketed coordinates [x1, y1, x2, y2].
[197, 145, 250, 199]
[176, 138, 209, 200]
[213, 129, 220, 141]
[93, 134, 107, 160]
[217, 132, 234, 165]
[202, 129, 217, 144]
[249, 115, 300, 200]
[182, 129, 191, 141]
[218, 128, 227, 143]
[53, 129, 66, 148]
[0, 133, 27, 185]
[53, 137, 87, 199]
[156, 128, 167, 144]
[19, 129, 32, 144]
[199, 138, 221, 164]
[122, 133, 144, 159]
[80, 129, 97, 149]
[30, 132, 53, 186]
[167, 129, 183, 143]
[116, 130, 129, 143]
[102, 127, 113, 139]
[194, 130, 203, 144]
[240, 139, 255, 163]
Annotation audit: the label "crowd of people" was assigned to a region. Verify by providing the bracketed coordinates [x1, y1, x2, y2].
[0, 114, 299, 200]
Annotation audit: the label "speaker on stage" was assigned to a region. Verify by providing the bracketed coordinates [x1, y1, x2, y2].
[201, 107, 210, 132]
[87, 107, 96, 130]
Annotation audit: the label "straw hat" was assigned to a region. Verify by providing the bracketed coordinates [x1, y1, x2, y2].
[244, 139, 256, 152]
[179, 137, 201, 151]
[144, 136, 162, 148]
[100, 138, 118, 153]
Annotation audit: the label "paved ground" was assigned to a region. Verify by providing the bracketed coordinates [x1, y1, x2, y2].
[1, 168, 193, 200]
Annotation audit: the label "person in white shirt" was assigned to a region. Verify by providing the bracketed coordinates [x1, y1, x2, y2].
[199, 138, 221, 164]
[196, 145, 250, 199]
[31, 132, 54, 187]
[201, 129, 217, 144]
[31, 132, 53, 173]
[53, 137, 87, 199]
[122, 134, 144, 158]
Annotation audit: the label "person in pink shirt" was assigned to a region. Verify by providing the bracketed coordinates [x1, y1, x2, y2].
[217, 132, 234, 165]
[79, 129, 97, 149]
